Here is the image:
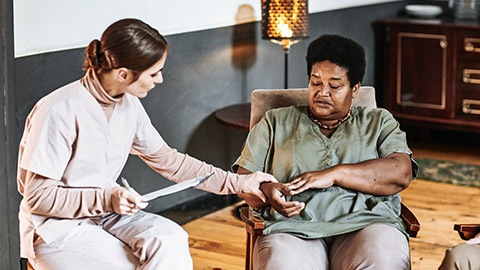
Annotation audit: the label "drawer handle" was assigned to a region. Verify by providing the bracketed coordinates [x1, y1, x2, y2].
[463, 69, 480, 84]
[465, 38, 480, 53]
[463, 99, 480, 115]
[440, 39, 447, 49]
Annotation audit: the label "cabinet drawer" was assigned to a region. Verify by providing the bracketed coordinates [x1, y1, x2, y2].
[456, 62, 480, 121]
[457, 29, 480, 61]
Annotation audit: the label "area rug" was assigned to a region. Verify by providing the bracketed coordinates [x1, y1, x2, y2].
[415, 158, 480, 188]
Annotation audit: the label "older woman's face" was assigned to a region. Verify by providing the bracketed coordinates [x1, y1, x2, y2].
[308, 61, 359, 121]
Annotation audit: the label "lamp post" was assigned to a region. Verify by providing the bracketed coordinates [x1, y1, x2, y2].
[261, 0, 310, 88]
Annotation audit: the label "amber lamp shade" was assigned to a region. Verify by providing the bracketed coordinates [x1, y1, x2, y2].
[261, 0, 309, 88]
[261, 0, 310, 50]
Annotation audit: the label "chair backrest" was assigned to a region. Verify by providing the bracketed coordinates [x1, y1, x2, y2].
[249, 86, 376, 129]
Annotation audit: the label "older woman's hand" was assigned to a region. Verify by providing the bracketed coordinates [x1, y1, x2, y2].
[261, 182, 305, 218]
[111, 187, 148, 216]
[287, 170, 335, 195]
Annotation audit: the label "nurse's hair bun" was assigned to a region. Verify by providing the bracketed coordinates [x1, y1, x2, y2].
[82, 19, 168, 82]
[83, 39, 112, 71]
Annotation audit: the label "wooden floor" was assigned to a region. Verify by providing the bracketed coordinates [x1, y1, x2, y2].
[183, 142, 480, 270]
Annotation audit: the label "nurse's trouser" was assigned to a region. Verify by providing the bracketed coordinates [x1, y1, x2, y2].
[253, 223, 410, 270]
[30, 211, 192, 270]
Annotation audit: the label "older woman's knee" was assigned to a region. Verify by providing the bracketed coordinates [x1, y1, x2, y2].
[253, 233, 328, 270]
[331, 224, 410, 270]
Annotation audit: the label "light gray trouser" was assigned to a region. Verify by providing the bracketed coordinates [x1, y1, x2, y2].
[30, 211, 192, 270]
[438, 243, 480, 270]
[253, 223, 410, 270]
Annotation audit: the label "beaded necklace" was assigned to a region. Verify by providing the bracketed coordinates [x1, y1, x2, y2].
[308, 109, 351, 130]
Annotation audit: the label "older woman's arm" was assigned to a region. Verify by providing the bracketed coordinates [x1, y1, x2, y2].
[288, 152, 412, 196]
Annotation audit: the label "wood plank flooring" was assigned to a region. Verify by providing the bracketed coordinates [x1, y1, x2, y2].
[183, 143, 480, 270]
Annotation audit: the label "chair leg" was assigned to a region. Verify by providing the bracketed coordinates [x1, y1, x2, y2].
[245, 231, 251, 270]
[247, 232, 261, 270]
[20, 258, 28, 270]
[20, 258, 35, 270]
[27, 260, 35, 270]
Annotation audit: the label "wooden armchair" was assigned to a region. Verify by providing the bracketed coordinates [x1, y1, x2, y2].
[454, 224, 480, 240]
[239, 87, 420, 270]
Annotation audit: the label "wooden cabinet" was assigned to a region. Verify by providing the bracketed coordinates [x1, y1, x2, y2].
[377, 18, 480, 133]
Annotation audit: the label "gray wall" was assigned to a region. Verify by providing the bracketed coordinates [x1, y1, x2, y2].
[1, 0, 20, 269]
[3, 2, 411, 269]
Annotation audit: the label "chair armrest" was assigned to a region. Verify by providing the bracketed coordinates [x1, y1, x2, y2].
[454, 224, 480, 240]
[240, 206, 265, 231]
[401, 203, 420, 238]
[241, 204, 420, 238]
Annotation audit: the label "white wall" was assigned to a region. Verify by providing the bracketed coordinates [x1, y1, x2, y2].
[14, 0, 406, 58]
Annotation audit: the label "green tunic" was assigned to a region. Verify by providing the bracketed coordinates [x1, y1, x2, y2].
[233, 105, 418, 239]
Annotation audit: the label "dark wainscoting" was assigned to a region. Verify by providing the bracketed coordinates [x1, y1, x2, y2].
[12, 2, 409, 221]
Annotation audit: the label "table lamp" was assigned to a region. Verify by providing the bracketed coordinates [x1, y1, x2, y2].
[261, 0, 310, 88]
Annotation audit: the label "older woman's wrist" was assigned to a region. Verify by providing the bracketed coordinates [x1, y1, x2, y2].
[259, 181, 274, 192]
[327, 165, 344, 187]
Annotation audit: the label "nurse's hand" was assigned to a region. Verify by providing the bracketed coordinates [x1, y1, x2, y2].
[260, 182, 304, 218]
[111, 187, 148, 216]
[241, 171, 279, 203]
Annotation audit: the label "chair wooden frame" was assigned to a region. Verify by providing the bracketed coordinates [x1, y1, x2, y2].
[240, 87, 420, 270]
[454, 224, 480, 240]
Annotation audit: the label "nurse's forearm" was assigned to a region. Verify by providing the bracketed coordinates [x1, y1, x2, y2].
[23, 172, 113, 218]
[139, 144, 276, 199]
[139, 144, 241, 194]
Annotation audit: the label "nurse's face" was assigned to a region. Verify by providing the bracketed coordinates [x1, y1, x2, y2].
[124, 52, 167, 98]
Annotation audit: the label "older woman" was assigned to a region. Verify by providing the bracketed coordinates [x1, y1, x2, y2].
[234, 34, 418, 270]
[17, 18, 276, 270]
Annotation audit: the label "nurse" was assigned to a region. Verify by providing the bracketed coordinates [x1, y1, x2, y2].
[17, 18, 276, 270]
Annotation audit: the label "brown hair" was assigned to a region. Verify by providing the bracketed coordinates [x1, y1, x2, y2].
[84, 18, 168, 82]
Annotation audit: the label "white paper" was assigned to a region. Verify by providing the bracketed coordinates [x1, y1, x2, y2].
[142, 172, 214, 202]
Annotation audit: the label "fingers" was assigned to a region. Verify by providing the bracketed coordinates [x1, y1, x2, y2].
[275, 183, 295, 196]
[272, 200, 305, 218]
[282, 203, 305, 218]
[112, 187, 147, 215]
[116, 197, 139, 216]
[270, 187, 305, 218]
[124, 192, 148, 212]
[286, 178, 310, 195]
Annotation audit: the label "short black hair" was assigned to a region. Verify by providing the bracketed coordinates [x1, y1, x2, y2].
[306, 34, 366, 87]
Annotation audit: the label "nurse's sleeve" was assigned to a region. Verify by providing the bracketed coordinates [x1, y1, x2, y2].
[18, 104, 114, 218]
[22, 172, 114, 218]
[138, 143, 268, 195]
[132, 101, 276, 195]
[129, 100, 165, 155]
